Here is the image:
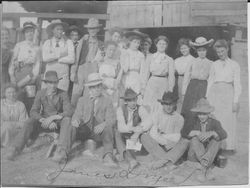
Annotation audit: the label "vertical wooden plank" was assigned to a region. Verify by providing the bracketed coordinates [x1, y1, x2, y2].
[153, 3, 162, 27]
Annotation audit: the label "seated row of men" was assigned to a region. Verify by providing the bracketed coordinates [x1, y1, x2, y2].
[7, 70, 227, 182]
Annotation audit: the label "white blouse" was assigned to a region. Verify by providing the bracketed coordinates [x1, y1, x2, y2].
[175, 54, 195, 75]
[207, 58, 242, 103]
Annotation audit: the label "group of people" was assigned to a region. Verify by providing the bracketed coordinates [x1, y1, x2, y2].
[1, 17, 242, 182]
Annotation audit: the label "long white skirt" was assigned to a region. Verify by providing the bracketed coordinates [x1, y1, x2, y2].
[207, 82, 237, 150]
[143, 76, 168, 113]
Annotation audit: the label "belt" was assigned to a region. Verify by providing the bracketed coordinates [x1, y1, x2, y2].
[152, 75, 167, 78]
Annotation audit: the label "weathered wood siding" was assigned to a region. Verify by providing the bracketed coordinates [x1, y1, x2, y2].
[106, 1, 162, 28]
[107, 0, 247, 28]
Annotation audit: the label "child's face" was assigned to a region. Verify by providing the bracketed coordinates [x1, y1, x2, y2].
[197, 47, 207, 58]
[197, 113, 209, 123]
[162, 103, 175, 114]
[180, 44, 190, 56]
[129, 39, 140, 50]
[105, 44, 116, 58]
[111, 32, 121, 43]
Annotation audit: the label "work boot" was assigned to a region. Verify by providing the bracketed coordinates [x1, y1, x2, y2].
[196, 167, 207, 182]
[151, 159, 167, 170]
[128, 159, 139, 171]
[164, 161, 177, 171]
[51, 148, 67, 163]
[103, 153, 118, 167]
[7, 147, 19, 161]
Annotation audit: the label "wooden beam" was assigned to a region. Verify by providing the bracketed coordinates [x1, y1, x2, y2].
[2, 12, 109, 20]
[192, 10, 247, 16]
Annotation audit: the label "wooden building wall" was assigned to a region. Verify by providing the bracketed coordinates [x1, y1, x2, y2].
[107, 0, 247, 28]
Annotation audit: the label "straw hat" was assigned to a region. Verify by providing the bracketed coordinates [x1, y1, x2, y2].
[120, 88, 139, 100]
[124, 29, 147, 40]
[84, 18, 102, 28]
[191, 98, 215, 113]
[158, 92, 178, 105]
[22, 22, 36, 32]
[46, 19, 69, 36]
[189, 37, 214, 48]
[85, 73, 103, 87]
[42, 71, 62, 83]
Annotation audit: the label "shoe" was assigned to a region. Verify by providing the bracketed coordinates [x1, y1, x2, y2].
[164, 161, 177, 171]
[151, 159, 167, 170]
[128, 160, 139, 171]
[205, 168, 216, 181]
[103, 153, 118, 167]
[51, 149, 67, 163]
[196, 168, 207, 182]
[7, 147, 19, 161]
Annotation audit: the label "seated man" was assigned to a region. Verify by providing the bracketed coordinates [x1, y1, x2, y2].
[53, 73, 117, 166]
[140, 92, 188, 170]
[182, 98, 227, 182]
[7, 71, 73, 160]
[115, 88, 151, 171]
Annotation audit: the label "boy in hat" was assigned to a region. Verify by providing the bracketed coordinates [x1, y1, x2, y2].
[115, 88, 151, 170]
[53, 73, 117, 166]
[140, 91, 186, 170]
[70, 18, 104, 107]
[66, 25, 82, 47]
[7, 71, 73, 161]
[42, 19, 75, 92]
[182, 98, 227, 181]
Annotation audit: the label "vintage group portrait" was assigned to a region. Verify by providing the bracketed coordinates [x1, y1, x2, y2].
[1, 0, 248, 187]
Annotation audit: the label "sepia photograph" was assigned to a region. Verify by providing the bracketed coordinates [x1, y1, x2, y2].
[1, 0, 249, 187]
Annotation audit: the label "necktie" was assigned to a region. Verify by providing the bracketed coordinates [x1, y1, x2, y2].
[56, 41, 59, 48]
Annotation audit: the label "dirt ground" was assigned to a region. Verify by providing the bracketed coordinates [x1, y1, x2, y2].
[1, 66, 249, 187]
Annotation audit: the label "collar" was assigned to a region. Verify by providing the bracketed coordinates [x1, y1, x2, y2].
[127, 105, 138, 113]
[46, 88, 57, 97]
[89, 36, 98, 43]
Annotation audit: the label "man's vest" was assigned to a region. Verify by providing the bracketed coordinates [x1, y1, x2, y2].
[122, 104, 141, 127]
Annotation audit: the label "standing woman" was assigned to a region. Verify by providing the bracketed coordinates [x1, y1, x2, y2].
[207, 39, 241, 153]
[42, 19, 74, 92]
[1, 84, 28, 147]
[174, 38, 195, 111]
[119, 30, 146, 95]
[98, 40, 120, 108]
[181, 37, 213, 119]
[142, 36, 175, 112]
[9, 22, 41, 112]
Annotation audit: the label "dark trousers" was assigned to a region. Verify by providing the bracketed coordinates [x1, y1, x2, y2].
[140, 133, 190, 163]
[13, 117, 71, 152]
[188, 137, 221, 167]
[114, 130, 136, 162]
[58, 122, 114, 157]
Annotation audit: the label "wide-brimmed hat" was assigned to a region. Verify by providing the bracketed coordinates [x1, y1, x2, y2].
[85, 73, 103, 87]
[191, 98, 215, 113]
[22, 22, 36, 32]
[120, 88, 139, 100]
[46, 19, 69, 36]
[66, 25, 82, 37]
[190, 37, 214, 48]
[84, 18, 102, 28]
[124, 29, 147, 40]
[42, 71, 62, 83]
[158, 92, 178, 105]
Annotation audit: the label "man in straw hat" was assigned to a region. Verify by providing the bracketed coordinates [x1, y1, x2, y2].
[182, 98, 227, 182]
[42, 19, 75, 92]
[53, 73, 117, 166]
[7, 71, 73, 161]
[70, 18, 104, 107]
[139, 91, 185, 170]
[115, 88, 151, 170]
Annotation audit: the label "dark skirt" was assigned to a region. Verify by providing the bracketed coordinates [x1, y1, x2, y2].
[181, 79, 207, 118]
